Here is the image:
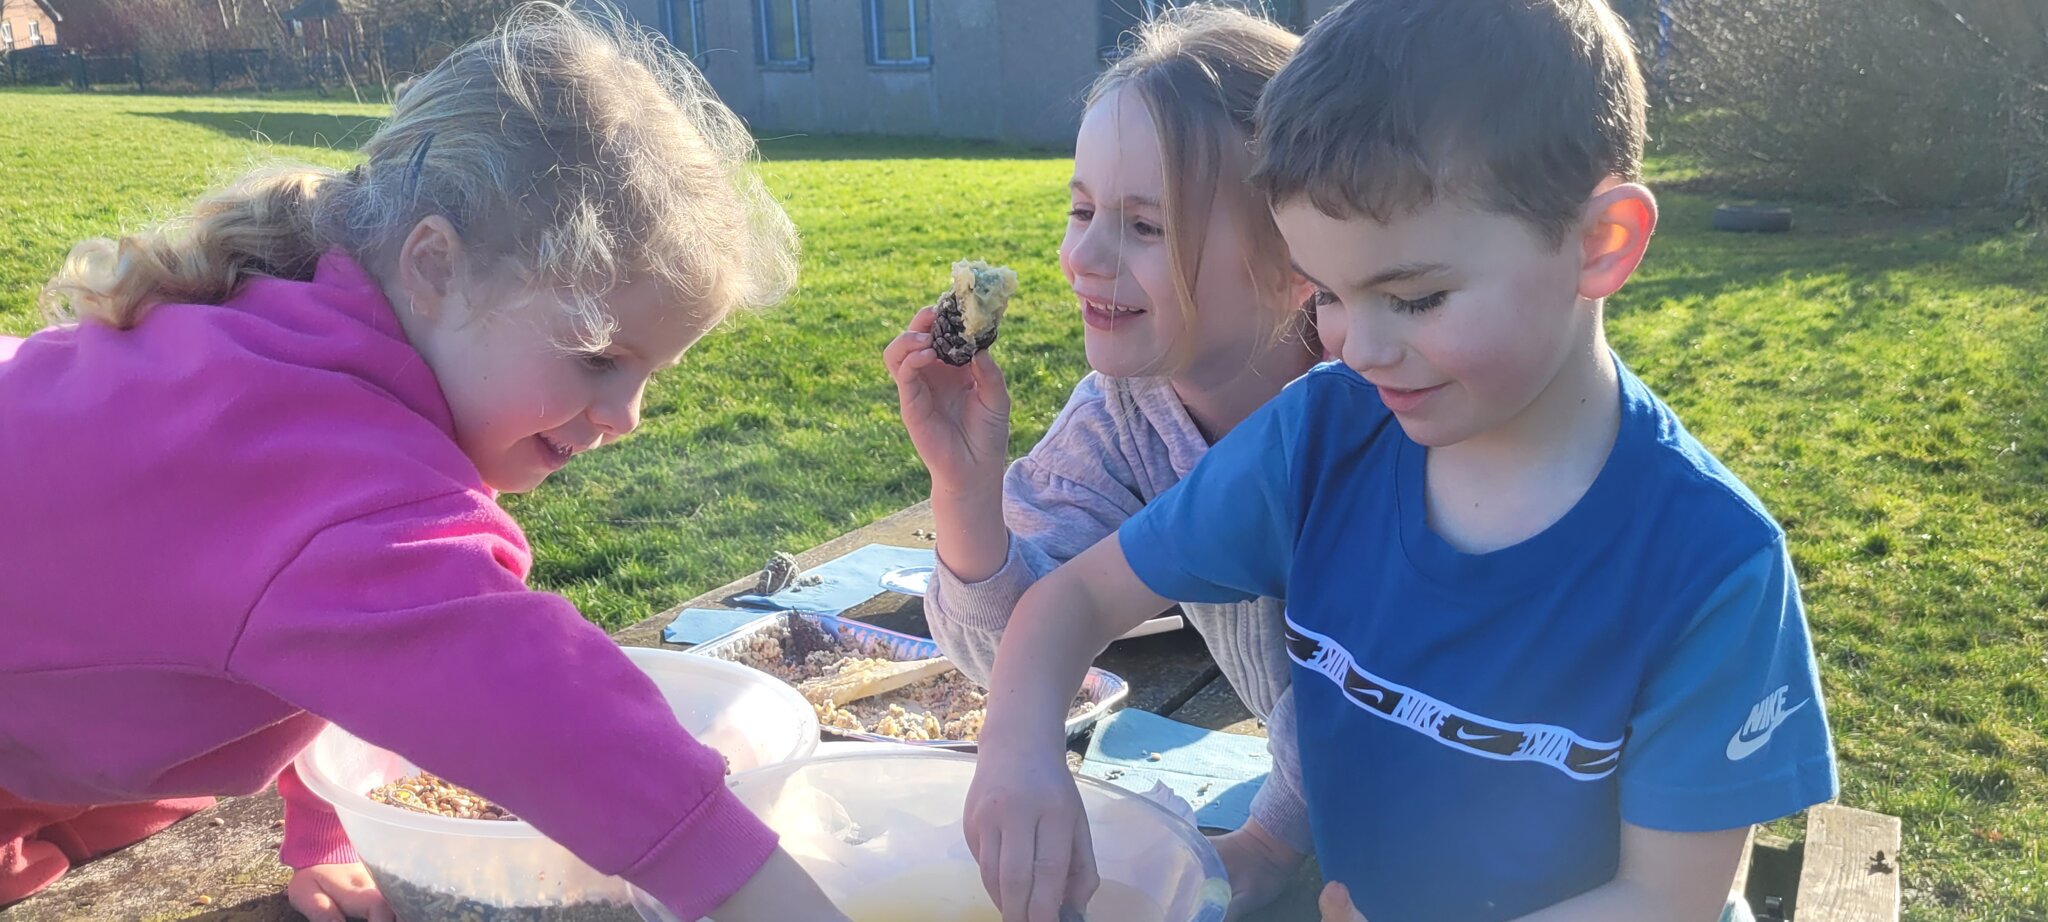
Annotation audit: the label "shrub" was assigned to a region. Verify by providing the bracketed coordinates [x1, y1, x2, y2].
[1650, 0, 2044, 217]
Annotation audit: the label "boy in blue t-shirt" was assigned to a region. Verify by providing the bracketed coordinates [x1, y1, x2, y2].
[960, 1, 1838, 920]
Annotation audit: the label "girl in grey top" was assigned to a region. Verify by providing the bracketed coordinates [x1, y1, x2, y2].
[883, 6, 1324, 915]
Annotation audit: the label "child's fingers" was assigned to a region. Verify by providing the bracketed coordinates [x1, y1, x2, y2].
[882, 329, 933, 373]
[1318, 882, 1364, 922]
[339, 884, 396, 922]
[970, 351, 1011, 413]
[997, 819, 1039, 921]
[1023, 813, 1072, 922]
[294, 886, 343, 922]
[1065, 810, 1100, 913]
[908, 305, 938, 333]
[975, 822, 1006, 911]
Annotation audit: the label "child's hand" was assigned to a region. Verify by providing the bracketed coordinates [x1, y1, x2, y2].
[963, 745, 1098, 922]
[884, 306, 1011, 496]
[705, 846, 850, 922]
[1318, 882, 1368, 922]
[288, 862, 396, 922]
[1210, 820, 1306, 920]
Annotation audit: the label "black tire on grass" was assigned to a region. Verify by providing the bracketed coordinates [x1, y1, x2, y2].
[1712, 204, 1794, 233]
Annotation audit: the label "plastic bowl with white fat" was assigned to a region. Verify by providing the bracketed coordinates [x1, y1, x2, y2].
[294, 647, 820, 922]
[632, 750, 1231, 922]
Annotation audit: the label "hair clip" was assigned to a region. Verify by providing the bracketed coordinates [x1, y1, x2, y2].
[403, 131, 437, 200]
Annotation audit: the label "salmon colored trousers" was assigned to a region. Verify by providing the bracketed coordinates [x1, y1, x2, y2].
[0, 788, 214, 906]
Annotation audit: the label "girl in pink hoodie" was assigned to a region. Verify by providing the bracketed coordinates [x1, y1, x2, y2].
[0, 5, 846, 921]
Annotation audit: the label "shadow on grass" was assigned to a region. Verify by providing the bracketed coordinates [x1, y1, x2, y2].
[142, 110, 383, 151]
[1615, 194, 2032, 317]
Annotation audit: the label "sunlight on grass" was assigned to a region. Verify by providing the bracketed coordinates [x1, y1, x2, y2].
[4, 90, 2045, 918]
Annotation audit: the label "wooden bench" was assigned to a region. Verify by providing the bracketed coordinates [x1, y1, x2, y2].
[1733, 805, 1903, 922]
[1, 502, 1903, 922]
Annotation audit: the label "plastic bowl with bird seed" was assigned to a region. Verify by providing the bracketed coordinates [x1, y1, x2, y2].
[717, 614, 1089, 744]
[368, 762, 733, 825]
[931, 259, 1019, 366]
[364, 867, 641, 922]
[368, 772, 517, 821]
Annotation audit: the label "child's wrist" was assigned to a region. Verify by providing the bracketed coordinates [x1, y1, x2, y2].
[930, 474, 1000, 504]
[978, 707, 1068, 755]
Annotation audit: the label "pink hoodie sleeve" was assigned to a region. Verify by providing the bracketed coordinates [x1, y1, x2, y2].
[275, 764, 361, 868]
[227, 492, 776, 921]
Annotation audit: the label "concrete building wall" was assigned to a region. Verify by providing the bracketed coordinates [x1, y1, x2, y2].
[658, 0, 1327, 148]
[994, 0, 1099, 147]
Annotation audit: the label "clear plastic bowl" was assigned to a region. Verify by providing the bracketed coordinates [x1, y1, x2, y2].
[632, 750, 1231, 922]
[294, 647, 820, 921]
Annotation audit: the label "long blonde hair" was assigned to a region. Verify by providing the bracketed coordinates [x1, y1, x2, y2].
[42, 2, 796, 349]
[1091, 3, 1304, 368]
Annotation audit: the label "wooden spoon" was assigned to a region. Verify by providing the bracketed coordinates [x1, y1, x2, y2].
[797, 656, 956, 706]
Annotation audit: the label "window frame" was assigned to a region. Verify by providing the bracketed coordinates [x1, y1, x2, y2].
[29, 19, 43, 46]
[2, 21, 14, 48]
[757, 0, 811, 70]
[664, 0, 705, 58]
[865, 0, 931, 69]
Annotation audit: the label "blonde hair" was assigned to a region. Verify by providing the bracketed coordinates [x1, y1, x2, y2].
[42, 2, 796, 350]
[1090, 2, 1304, 370]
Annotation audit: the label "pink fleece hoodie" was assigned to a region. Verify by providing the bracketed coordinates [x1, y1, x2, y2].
[0, 253, 775, 919]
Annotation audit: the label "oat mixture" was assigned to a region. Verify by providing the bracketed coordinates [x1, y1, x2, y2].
[721, 620, 1084, 743]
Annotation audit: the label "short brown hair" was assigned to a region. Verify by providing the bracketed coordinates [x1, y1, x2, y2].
[1250, 0, 1646, 246]
[1090, 2, 1301, 364]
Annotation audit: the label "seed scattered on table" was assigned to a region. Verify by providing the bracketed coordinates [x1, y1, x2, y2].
[194, 895, 213, 906]
[1147, 752, 1162, 762]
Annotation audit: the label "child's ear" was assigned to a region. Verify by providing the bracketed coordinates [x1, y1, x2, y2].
[1575, 182, 1658, 300]
[394, 216, 467, 322]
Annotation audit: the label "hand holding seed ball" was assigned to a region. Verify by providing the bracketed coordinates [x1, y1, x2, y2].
[930, 260, 1019, 366]
[884, 260, 1018, 496]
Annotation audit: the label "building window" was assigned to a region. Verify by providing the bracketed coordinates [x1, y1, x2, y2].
[29, 20, 43, 46]
[867, 0, 930, 66]
[758, 0, 810, 68]
[665, 0, 704, 58]
[2, 22, 13, 48]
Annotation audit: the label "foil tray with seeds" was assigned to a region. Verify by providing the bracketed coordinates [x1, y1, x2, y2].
[687, 612, 1128, 749]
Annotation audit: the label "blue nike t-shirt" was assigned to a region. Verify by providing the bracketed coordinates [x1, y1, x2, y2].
[1120, 361, 1837, 920]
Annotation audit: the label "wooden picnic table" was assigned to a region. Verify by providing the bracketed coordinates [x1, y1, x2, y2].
[3, 503, 1900, 922]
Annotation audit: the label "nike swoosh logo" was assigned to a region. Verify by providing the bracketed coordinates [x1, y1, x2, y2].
[1726, 697, 1808, 760]
[1452, 725, 1505, 744]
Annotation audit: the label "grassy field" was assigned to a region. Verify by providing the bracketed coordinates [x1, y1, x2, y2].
[4, 90, 2046, 919]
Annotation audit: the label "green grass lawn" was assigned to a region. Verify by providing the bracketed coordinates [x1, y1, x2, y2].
[5, 90, 2046, 919]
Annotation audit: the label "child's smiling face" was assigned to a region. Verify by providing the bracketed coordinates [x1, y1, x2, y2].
[388, 218, 716, 493]
[1275, 197, 1593, 449]
[1060, 85, 1284, 382]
